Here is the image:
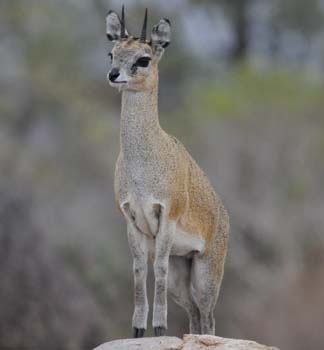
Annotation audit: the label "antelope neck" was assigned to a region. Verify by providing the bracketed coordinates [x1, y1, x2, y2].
[120, 85, 163, 156]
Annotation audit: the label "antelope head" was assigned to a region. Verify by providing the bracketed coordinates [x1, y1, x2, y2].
[106, 6, 171, 92]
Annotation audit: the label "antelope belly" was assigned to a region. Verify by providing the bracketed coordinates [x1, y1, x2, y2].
[171, 227, 205, 257]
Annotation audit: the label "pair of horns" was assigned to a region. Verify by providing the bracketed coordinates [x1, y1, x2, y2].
[120, 5, 148, 43]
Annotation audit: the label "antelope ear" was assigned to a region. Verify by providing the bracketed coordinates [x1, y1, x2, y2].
[151, 19, 171, 59]
[106, 10, 128, 41]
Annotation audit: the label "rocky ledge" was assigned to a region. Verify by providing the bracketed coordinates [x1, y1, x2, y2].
[93, 334, 279, 350]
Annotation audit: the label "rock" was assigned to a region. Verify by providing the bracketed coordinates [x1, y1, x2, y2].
[93, 334, 279, 350]
[93, 336, 183, 350]
[182, 335, 279, 350]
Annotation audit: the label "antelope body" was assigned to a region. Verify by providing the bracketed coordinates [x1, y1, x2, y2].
[106, 7, 229, 337]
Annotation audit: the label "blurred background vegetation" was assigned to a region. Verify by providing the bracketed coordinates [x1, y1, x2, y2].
[1, 0, 324, 349]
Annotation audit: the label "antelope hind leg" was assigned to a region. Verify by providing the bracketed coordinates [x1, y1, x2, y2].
[168, 256, 201, 334]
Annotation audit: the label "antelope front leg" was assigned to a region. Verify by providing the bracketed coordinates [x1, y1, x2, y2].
[127, 225, 149, 338]
[153, 206, 175, 336]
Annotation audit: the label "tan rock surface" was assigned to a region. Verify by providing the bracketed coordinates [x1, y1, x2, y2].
[93, 334, 279, 350]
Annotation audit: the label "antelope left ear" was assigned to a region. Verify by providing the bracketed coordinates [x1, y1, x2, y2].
[106, 7, 129, 41]
[151, 19, 171, 60]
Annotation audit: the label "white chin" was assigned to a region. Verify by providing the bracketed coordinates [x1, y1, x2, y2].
[109, 81, 128, 88]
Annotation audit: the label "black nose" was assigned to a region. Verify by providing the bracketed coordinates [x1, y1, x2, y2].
[109, 68, 120, 82]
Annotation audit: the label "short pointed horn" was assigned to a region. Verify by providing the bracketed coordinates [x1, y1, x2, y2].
[121, 4, 126, 38]
[140, 8, 148, 43]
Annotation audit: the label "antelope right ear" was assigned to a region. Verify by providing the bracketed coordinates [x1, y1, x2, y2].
[106, 7, 128, 41]
[151, 19, 171, 60]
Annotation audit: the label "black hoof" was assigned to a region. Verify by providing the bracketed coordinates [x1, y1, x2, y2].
[133, 327, 145, 338]
[154, 326, 166, 336]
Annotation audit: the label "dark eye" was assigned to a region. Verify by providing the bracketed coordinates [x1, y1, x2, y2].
[135, 57, 151, 68]
[108, 52, 113, 63]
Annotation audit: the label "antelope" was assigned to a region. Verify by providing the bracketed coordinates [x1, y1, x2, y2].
[106, 6, 229, 337]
